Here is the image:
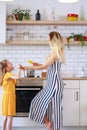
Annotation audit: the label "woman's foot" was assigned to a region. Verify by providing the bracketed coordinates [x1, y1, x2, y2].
[45, 121, 52, 130]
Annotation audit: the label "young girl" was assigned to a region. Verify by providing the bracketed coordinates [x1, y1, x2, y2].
[20, 31, 65, 130]
[0, 59, 21, 130]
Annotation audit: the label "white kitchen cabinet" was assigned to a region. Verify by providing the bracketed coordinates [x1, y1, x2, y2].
[80, 80, 87, 126]
[63, 80, 80, 126]
[0, 3, 6, 44]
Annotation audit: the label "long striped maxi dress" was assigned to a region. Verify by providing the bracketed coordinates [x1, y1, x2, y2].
[29, 61, 64, 130]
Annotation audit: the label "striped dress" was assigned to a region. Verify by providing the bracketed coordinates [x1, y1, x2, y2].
[29, 61, 64, 130]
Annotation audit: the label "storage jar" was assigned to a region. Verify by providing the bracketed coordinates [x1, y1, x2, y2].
[67, 14, 78, 21]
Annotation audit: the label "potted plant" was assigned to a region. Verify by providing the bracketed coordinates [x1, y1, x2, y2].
[12, 8, 19, 20]
[12, 8, 24, 21]
[24, 9, 31, 20]
[67, 34, 85, 48]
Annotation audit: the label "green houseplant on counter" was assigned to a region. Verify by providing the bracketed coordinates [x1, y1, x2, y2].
[67, 34, 85, 48]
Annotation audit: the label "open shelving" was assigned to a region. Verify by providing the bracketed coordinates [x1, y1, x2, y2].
[6, 20, 87, 25]
[6, 20, 87, 45]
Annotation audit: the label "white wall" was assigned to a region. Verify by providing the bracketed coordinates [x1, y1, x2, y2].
[0, 0, 87, 77]
[6, 0, 87, 20]
[0, 44, 87, 77]
[1, 0, 87, 77]
[0, 2, 6, 43]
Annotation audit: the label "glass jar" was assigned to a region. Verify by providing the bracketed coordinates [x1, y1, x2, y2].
[67, 14, 78, 21]
[7, 28, 13, 41]
[23, 32, 29, 40]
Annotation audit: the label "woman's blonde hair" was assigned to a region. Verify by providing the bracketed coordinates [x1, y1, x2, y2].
[0, 60, 7, 86]
[49, 31, 65, 63]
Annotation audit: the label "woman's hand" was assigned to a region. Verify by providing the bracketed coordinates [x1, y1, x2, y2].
[17, 64, 25, 70]
[33, 62, 40, 66]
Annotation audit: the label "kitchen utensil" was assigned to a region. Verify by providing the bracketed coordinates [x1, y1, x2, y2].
[41, 72, 47, 78]
[27, 69, 35, 77]
[67, 14, 78, 21]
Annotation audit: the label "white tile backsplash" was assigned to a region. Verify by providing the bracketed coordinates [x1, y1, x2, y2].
[1, 24, 87, 77]
[0, 44, 87, 77]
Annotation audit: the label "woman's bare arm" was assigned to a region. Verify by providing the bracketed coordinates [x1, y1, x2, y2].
[33, 62, 42, 66]
[23, 52, 58, 70]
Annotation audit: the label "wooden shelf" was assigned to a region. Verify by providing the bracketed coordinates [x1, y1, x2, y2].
[6, 40, 48, 45]
[66, 41, 87, 45]
[6, 40, 87, 45]
[6, 20, 87, 25]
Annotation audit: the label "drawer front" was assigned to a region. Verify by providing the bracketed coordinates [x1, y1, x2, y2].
[63, 80, 79, 89]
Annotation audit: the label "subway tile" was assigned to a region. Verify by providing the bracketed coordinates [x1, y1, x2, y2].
[1, 25, 87, 77]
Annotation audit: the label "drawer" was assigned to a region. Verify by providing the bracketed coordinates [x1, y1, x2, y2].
[63, 80, 79, 89]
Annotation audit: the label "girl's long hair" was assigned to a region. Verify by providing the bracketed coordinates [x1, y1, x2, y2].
[49, 31, 65, 64]
[0, 60, 7, 86]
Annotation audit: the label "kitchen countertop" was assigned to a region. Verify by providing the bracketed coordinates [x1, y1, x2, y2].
[16, 77, 87, 87]
[62, 77, 87, 80]
[17, 77, 87, 80]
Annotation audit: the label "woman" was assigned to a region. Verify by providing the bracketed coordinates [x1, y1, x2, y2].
[21, 31, 65, 130]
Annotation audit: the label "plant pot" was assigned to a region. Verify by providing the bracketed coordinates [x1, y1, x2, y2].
[84, 36, 87, 41]
[18, 13, 23, 21]
[24, 14, 30, 20]
[15, 14, 18, 20]
[74, 36, 81, 41]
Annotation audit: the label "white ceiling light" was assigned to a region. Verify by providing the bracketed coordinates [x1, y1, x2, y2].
[58, 0, 79, 3]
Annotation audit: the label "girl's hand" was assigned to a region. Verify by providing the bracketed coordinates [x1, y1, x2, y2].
[22, 66, 29, 70]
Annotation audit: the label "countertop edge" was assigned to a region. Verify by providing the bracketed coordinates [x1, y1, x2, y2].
[17, 77, 87, 80]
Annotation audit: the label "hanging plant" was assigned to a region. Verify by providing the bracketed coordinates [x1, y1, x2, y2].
[67, 34, 85, 48]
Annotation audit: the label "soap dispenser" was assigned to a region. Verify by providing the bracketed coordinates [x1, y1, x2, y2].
[80, 66, 85, 77]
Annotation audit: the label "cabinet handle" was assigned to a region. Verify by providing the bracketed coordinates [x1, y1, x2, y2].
[75, 91, 78, 101]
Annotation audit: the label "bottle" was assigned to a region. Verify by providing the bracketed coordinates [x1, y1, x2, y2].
[51, 7, 55, 21]
[80, 66, 85, 77]
[79, 5, 85, 21]
[23, 32, 29, 40]
[35, 10, 41, 20]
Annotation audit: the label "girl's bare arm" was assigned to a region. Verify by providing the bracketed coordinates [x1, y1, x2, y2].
[11, 69, 21, 79]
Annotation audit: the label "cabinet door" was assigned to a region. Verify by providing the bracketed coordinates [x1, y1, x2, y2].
[80, 80, 87, 126]
[0, 3, 6, 44]
[63, 80, 79, 126]
[63, 89, 79, 126]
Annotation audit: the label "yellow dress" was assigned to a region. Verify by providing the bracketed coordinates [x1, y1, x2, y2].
[2, 72, 16, 116]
